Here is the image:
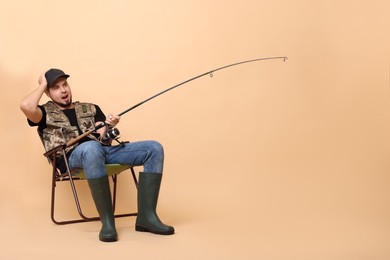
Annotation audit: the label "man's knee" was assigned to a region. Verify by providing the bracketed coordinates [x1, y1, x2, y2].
[79, 141, 105, 160]
[150, 141, 164, 155]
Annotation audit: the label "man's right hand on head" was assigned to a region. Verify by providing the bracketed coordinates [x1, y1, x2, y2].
[38, 70, 48, 87]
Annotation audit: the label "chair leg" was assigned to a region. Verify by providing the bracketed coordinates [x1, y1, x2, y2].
[112, 175, 117, 213]
[51, 168, 138, 225]
[110, 171, 138, 218]
[131, 167, 139, 189]
[50, 168, 59, 224]
[51, 170, 100, 225]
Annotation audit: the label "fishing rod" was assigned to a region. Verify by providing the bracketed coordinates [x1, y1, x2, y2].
[66, 56, 288, 147]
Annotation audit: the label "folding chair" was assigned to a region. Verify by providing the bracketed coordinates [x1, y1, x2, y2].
[43, 144, 138, 225]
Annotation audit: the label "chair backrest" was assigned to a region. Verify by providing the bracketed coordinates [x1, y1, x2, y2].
[37, 128, 83, 179]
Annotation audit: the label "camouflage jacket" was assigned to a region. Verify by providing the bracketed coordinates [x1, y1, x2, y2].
[41, 101, 99, 154]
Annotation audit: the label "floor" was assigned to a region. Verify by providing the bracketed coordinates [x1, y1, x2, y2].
[2, 165, 390, 260]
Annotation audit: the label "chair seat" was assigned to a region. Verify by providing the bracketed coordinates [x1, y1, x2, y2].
[72, 164, 131, 179]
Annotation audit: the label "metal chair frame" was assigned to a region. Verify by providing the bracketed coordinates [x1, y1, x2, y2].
[44, 144, 138, 225]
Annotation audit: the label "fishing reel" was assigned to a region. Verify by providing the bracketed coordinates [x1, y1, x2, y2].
[101, 126, 126, 145]
[104, 127, 120, 140]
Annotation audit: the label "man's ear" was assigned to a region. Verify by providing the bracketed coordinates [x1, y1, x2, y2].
[44, 89, 50, 98]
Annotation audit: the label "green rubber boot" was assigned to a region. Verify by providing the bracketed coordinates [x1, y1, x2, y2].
[87, 176, 118, 242]
[135, 172, 175, 235]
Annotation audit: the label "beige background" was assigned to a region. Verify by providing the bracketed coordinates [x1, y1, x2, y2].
[1, 0, 390, 259]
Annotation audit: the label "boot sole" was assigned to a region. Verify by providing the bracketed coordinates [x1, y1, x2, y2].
[99, 236, 118, 242]
[135, 225, 174, 235]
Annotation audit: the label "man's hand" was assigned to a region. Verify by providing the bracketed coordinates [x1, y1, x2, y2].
[20, 70, 48, 123]
[106, 114, 120, 126]
[38, 71, 48, 87]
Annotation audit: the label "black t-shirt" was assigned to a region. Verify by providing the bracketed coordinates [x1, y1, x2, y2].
[28, 103, 106, 172]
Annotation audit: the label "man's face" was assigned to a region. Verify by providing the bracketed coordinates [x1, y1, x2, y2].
[47, 77, 73, 109]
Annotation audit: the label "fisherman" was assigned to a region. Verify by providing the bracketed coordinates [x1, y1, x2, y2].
[20, 68, 174, 242]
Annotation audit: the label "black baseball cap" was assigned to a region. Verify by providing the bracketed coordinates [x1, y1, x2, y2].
[45, 68, 70, 87]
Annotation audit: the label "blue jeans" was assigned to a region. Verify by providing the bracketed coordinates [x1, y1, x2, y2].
[68, 140, 164, 179]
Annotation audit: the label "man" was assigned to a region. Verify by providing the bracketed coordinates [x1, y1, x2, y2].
[20, 68, 174, 242]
